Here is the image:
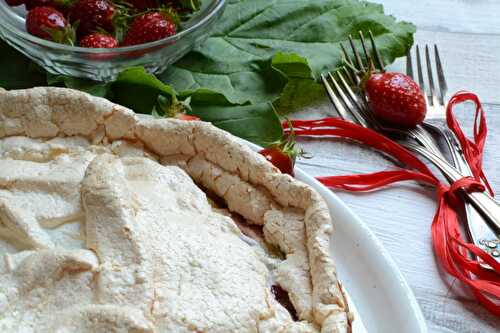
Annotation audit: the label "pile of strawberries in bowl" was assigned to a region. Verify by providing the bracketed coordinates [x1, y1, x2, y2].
[0, 0, 224, 80]
[4, 0, 199, 48]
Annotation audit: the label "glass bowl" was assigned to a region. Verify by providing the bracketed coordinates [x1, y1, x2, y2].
[0, 0, 225, 81]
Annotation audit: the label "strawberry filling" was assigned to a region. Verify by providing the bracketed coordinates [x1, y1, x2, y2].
[271, 285, 299, 321]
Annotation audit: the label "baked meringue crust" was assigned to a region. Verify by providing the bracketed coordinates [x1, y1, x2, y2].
[0, 88, 351, 333]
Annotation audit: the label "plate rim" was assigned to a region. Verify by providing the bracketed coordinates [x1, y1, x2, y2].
[244, 138, 426, 332]
[295, 166, 428, 333]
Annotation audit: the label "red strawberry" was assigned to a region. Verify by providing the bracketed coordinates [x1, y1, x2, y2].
[365, 72, 427, 129]
[123, 12, 177, 46]
[26, 7, 75, 44]
[127, 0, 157, 10]
[25, 0, 73, 13]
[69, 0, 115, 37]
[260, 146, 295, 176]
[79, 33, 118, 48]
[259, 132, 305, 176]
[5, 0, 25, 7]
[176, 114, 199, 121]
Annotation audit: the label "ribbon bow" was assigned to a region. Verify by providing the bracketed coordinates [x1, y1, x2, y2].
[284, 92, 500, 315]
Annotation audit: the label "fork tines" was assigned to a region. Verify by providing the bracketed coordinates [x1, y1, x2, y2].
[323, 30, 390, 128]
[320, 70, 371, 129]
[406, 44, 448, 107]
[340, 31, 448, 109]
[333, 30, 449, 121]
[340, 31, 385, 74]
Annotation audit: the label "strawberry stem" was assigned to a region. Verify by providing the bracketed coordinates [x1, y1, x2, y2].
[266, 118, 311, 162]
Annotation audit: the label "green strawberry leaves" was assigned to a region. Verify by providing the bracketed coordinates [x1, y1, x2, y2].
[180, 0, 201, 11]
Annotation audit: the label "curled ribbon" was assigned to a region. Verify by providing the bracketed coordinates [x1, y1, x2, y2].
[283, 92, 500, 315]
[447, 92, 493, 195]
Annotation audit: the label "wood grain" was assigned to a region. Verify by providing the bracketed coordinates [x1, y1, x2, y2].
[293, 0, 500, 331]
[390, 31, 500, 105]
[296, 101, 500, 332]
[375, 0, 500, 34]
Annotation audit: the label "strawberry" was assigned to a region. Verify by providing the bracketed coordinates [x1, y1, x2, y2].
[69, 0, 115, 37]
[260, 146, 295, 176]
[123, 12, 177, 46]
[126, 0, 158, 10]
[365, 72, 427, 129]
[259, 131, 305, 176]
[25, 0, 73, 12]
[176, 114, 199, 121]
[5, 0, 25, 7]
[26, 7, 75, 44]
[79, 33, 118, 48]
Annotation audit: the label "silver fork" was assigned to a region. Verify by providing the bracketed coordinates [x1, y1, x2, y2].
[407, 45, 500, 263]
[342, 31, 500, 248]
[338, 32, 443, 154]
[321, 69, 500, 251]
[321, 34, 500, 262]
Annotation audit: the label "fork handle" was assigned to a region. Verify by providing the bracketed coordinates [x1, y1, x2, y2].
[405, 143, 500, 237]
[439, 129, 500, 262]
[467, 192, 500, 237]
[439, 129, 500, 267]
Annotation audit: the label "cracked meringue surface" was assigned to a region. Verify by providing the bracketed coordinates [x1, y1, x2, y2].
[0, 88, 351, 333]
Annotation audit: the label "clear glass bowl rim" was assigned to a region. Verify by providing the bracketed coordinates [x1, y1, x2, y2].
[0, 0, 225, 53]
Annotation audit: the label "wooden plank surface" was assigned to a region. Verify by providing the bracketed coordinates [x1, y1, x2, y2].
[295, 102, 500, 333]
[392, 31, 500, 106]
[373, 0, 500, 34]
[293, 0, 500, 332]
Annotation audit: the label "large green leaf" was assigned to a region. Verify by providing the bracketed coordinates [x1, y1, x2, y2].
[110, 67, 178, 114]
[160, 0, 415, 105]
[189, 102, 283, 146]
[270, 52, 326, 115]
[47, 74, 111, 97]
[0, 0, 415, 145]
[108, 68, 283, 144]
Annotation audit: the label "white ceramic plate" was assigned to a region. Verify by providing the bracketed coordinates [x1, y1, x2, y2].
[243, 138, 426, 332]
[295, 167, 428, 333]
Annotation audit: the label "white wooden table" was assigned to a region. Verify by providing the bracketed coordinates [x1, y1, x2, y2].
[294, 1, 500, 332]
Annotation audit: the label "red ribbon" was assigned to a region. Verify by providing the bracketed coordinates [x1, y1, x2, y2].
[447, 92, 494, 195]
[284, 92, 500, 315]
